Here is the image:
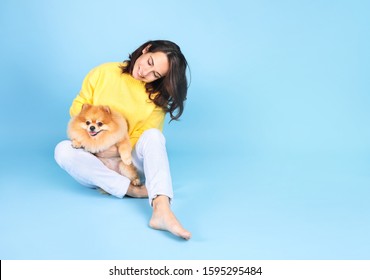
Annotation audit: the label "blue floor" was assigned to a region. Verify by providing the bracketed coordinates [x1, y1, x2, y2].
[1, 138, 369, 259]
[1, 0, 369, 260]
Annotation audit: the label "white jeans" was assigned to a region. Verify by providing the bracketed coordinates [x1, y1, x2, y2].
[54, 128, 173, 205]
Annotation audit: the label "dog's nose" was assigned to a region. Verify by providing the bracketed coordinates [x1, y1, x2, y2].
[90, 126, 96, 131]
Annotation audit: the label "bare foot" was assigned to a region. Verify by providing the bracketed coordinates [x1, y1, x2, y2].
[149, 196, 191, 240]
[126, 184, 148, 198]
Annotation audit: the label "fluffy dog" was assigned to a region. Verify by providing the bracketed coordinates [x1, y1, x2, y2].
[67, 104, 140, 186]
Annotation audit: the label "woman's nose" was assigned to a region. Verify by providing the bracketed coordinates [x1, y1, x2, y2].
[141, 67, 150, 77]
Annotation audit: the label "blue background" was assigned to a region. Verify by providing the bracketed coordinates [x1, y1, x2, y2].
[0, 0, 369, 259]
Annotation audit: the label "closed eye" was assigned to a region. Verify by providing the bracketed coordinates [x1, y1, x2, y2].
[149, 56, 162, 79]
[148, 57, 154, 66]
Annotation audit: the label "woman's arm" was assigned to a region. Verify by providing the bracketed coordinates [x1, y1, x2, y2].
[129, 106, 166, 147]
[69, 67, 99, 117]
[95, 108, 165, 158]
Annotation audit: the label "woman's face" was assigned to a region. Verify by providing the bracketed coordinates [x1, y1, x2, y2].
[132, 46, 169, 83]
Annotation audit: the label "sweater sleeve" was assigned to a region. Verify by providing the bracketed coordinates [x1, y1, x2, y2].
[130, 106, 166, 147]
[69, 67, 98, 117]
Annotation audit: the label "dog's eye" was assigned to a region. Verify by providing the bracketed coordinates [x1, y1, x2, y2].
[97, 122, 103, 127]
[86, 121, 90, 125]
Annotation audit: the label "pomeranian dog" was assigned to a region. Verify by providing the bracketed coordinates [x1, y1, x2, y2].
[67, 104, 140, 186]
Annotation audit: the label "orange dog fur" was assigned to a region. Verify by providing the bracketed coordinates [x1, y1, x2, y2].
[67, 104, 140, 186]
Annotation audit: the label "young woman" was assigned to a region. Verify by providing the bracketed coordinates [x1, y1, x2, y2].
[54, 40, 191, 240]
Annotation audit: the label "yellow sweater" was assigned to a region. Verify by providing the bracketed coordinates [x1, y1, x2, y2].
[70, 62, 165, 147]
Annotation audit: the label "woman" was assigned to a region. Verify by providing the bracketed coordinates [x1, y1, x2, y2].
[54, 40, 191, 240]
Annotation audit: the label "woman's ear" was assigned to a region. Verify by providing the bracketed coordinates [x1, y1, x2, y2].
[142, 44, 152, 54]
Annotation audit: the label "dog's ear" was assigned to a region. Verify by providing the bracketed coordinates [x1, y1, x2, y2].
[103, 106, 111, 114]
[81, 103, 91, 111]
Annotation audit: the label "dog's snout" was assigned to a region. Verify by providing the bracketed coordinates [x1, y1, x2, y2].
[90, 126, 96, 131]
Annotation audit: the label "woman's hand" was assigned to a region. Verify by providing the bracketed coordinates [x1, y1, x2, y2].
[95, 145, 119, 158]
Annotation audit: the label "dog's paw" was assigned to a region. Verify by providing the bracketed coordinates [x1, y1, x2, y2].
[120, 153, 132, 165]
[131, 178, 141, 186]
[71, 140, 82, 149]
[122, 159, 132, 165]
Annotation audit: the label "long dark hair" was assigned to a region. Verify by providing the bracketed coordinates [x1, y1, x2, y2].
[120, 40, 189, 121]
